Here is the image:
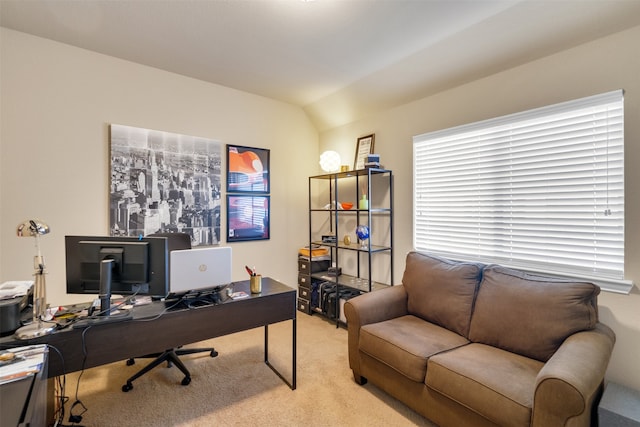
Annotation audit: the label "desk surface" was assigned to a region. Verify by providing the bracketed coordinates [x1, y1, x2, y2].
[0, 277, 296, 379]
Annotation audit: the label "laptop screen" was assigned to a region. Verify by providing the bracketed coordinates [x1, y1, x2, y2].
[168, 247, 232, 298]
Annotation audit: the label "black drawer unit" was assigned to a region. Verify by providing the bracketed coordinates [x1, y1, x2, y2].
[297, 257, 311, 315]
[297, 256, 328, 315]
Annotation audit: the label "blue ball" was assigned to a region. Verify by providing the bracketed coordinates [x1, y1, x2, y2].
[355, 225, 369, 240]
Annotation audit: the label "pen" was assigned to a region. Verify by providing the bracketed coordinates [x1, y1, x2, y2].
[245, 265, 255, 276]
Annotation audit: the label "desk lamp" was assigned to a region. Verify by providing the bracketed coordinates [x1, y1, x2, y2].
[15, 219, 56, 339]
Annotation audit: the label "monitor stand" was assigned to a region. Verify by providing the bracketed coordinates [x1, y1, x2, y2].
[99, 259, 113, 316]
[70, 259, 132, 329]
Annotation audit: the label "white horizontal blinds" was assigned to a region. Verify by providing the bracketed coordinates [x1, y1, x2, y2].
[413, 90, 624, 282]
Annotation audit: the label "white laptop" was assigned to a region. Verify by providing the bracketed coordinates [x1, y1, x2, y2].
[168, 247, 232, 298]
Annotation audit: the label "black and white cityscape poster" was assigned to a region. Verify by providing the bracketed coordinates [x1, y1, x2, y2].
[109, 124, 222, 246]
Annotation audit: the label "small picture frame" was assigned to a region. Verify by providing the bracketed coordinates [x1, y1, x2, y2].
[227, 195, 270, 242]
[354, 134, 375, 170]
[226, 144, 270, 193]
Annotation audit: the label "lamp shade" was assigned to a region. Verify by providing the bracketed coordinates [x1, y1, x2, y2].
[17, 219, 50, 237]
[319, 150, 341, 172]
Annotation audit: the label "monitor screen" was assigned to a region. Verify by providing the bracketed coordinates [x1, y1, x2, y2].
[65, 235, 169, 298]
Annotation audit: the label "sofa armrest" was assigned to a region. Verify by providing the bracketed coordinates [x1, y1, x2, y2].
[344, 285, 408, 383]
[345, 284, 408, 327]
[532, 322, 616, 427]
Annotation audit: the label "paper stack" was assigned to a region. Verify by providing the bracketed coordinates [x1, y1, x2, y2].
[0, 344, 47, 385]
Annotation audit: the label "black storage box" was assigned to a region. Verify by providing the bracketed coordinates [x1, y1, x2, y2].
[298, 258, 330, 274]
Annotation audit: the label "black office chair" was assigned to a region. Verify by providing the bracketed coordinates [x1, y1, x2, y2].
[122, 232, 218, 392]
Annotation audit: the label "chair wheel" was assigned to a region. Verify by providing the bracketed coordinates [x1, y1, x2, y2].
[181, 376, 191, 386]
[210, 350, 218, 357]
[126, 358, 135, 366]
[122, 383, 133, 392]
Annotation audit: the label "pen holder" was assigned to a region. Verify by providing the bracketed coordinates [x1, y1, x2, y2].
[250, 275, 262, 294]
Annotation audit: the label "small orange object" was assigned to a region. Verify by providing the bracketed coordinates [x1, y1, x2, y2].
[341, 202, 353, 210]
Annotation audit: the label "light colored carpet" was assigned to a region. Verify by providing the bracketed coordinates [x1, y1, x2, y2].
[58, 313, 434, 426]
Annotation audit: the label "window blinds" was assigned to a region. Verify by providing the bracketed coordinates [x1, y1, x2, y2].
[413, 90, 631, 293]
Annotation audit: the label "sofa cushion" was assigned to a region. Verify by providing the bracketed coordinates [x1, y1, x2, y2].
[360, 315, 469, 382]
[468, 265, 600, 362]
[402, 251, 483, 337]
[427, 343, 544, 427]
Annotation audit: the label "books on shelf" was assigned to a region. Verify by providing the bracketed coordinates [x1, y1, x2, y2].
[364, 162, 384, 169]
[298, 245, 330, 258]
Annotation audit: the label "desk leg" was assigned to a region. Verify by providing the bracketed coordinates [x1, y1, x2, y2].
[263, 319, 296, 390]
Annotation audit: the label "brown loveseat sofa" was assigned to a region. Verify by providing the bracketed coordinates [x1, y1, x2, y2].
[344, 251, 615, 427]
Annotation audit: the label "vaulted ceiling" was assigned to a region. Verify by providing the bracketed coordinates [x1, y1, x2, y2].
[2, 0, 640, 131]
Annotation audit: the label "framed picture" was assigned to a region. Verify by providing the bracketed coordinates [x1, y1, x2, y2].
[354, 134, 375, 170]
[227, 195, 270, 242]
[109, 124, 222, 246]
[226, 144, 270, 193]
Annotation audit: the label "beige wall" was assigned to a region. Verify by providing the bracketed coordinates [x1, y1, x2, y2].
[0, 28, 319, 304]
[320, 25, 640, 390]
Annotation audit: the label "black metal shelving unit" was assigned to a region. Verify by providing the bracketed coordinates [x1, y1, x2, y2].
[300, 168, 393, 325]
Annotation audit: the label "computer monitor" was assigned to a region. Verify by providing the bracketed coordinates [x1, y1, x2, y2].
[65, 235, 170, 300]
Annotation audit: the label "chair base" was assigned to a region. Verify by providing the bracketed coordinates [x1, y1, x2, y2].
[122, 347, 218, 392]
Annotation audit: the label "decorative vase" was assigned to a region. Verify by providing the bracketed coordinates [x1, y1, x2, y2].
[359, 194, 368, 210]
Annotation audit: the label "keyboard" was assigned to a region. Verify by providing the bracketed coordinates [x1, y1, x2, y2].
[71, 312, 132, 329]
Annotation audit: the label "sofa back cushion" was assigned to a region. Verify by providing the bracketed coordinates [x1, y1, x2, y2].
[468, 265, 600, 362]
[402, 251, 483, 337]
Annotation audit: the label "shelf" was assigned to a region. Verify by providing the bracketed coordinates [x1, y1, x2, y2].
[309, 208, 392, 213]
[310, 168, 391, 180]
[311, 241, 391, 253]
[310, 272, 391, 292]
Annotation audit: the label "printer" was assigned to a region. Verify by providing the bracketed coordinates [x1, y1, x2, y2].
[0, 282, 33, 336]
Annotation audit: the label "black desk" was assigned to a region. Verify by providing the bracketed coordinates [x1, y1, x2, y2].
[0, 277, 296, 390]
